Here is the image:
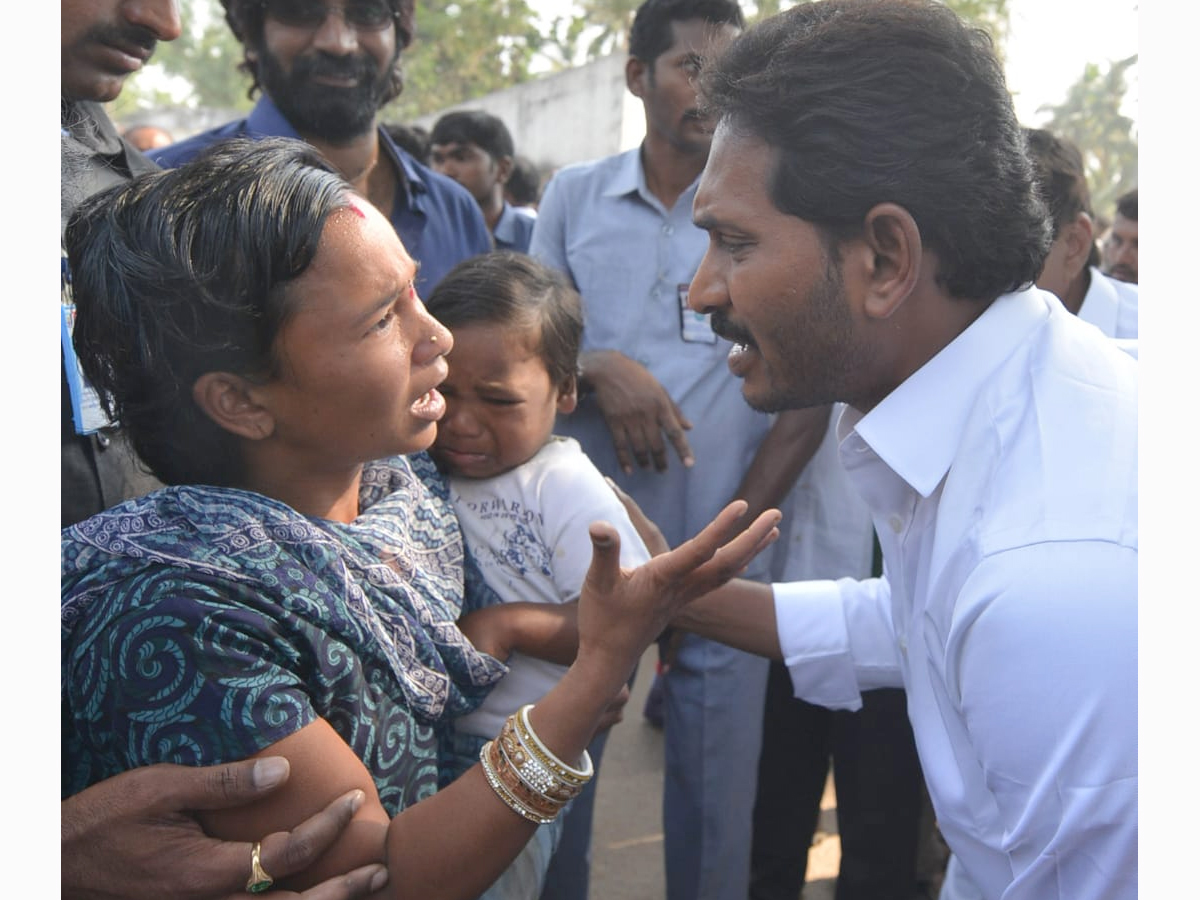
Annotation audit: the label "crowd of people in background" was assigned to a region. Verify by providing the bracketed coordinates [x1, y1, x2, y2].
[61, 1, 1138, 899]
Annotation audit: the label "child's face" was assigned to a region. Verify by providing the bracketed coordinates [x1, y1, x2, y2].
[431, 321, 576, 480]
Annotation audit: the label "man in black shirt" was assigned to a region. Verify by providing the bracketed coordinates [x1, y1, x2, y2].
[60, 0, 180, 526]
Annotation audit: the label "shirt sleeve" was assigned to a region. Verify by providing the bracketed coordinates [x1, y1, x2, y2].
[528, 173, 573, 282]
[64, 570, 319, 777]
[950, 540, 1137, 898]
[773, 573, 905, 710]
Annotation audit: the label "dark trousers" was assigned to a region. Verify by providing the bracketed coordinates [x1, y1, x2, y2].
[750, 661, 932, 900]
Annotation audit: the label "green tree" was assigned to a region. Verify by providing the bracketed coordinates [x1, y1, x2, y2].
[113, 0, 553, 121]
[108, 0, 1044, 134]
[1038, 55, 1138, 221]
[548, 0, 1012, 62]
[111, 0, 250, 119]
[571, 0, 639, 60]
[390, 0, 545, 119]
[943, 0, 1011, 59]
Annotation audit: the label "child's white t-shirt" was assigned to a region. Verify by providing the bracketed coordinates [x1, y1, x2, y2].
[450, 436, 652, 739]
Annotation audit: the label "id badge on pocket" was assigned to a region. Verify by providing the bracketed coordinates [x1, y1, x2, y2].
[62, 256, 112, 435]
[678, 283, 716, 344]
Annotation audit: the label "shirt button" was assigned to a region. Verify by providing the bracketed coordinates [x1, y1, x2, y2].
[889, 515, 903, 534]
[663, 224, 674, 235]
[899, 635, 908, 655]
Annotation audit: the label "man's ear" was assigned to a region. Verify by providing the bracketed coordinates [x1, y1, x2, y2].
[1062, 211, 1096, 277]
[495, 154, 515, 187]
[626, 56, 649, 98]
[556, 373, 579, 415]
[859, 203, 921, 320]
[192, 372, 276, 442]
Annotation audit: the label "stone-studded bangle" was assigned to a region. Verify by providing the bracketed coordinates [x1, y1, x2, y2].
[479, 740, 559, 825]
[497, 715, 584, 805]
[490, 736, 569, 820]
[515, 704, 594, 788]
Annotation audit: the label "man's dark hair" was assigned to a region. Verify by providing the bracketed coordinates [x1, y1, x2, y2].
[629, 0, 744, 65]
[1025, 127, 1100, 268]
[699, 0, 1050, 301]
[384, 121, 431, 164]
[1023, 127, 1093, 235]
[426, 252, 583, 391]
[220, 0, 413, 102]
[506, 155, 542, 207]
[64, 138, 352, 488]
[1115, 188, 1137, 221]
[430, 110, 515, 163]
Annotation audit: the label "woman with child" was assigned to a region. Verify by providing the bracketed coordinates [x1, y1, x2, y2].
[60, 138, 779, 899]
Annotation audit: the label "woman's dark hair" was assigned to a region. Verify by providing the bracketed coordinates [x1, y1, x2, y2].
[699, 0, 1050, 300]
[64, 138, 353, 488]
[425, 252, 583, 390]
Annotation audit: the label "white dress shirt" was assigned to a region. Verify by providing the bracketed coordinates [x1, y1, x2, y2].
[1078, 265, 1139, 339]
[773, 287, 1138, 899]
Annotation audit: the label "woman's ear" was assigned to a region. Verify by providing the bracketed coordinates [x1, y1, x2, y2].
[859, 203, 922, 320]
[192, 372, 276, 442]
[556, 373, 579, 415]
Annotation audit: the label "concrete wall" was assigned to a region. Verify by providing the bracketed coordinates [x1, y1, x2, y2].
[412, 53, 646, 176]
[121, 53, 647, 182]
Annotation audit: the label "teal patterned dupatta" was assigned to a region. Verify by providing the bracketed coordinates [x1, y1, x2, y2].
[61, 453, 506, 814]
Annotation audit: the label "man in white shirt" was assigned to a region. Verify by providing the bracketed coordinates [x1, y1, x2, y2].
[1024, 127, 1138, 340]
[665, 3, 1137, 898]
[1101, 189, 1138, 285]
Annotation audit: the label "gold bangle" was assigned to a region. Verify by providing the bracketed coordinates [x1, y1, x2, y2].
[498, 714, 582, 804]
[479, 741, 559, 825]
[489, 738, 567, 820]
[515, 704, 594, 786]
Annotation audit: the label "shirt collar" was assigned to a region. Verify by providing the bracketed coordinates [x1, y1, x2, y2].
[246, 95, 299, 138]
[248, 95, 425, 204]
[844, 286, 1054, 498]
[600, 146, 702, 211]
[377, 127, 426, 199]
[492, 202, 525, 245]
[601, 148, 645, 199]
[1077, 266, 1123, 335]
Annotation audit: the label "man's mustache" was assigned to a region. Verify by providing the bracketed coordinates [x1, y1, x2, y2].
[295, 52, 379, 83]
[710, 311, 756, 347]
[88, 21, 159, 59]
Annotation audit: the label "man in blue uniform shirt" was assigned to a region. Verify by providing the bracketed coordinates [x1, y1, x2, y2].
[152, 0, 489, 295]
[531, 3, 823, 899]
[430, 109, 537, 253]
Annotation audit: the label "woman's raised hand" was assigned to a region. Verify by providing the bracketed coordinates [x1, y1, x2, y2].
[574, 500, 781, 684]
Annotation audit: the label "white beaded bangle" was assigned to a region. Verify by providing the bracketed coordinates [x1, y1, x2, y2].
[516, 704, 595, 785]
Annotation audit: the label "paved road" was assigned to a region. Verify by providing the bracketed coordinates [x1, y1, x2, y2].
[587, 646, 840, 900]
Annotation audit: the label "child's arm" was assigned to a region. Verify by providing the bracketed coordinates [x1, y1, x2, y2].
[457, 600, 579, 666]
